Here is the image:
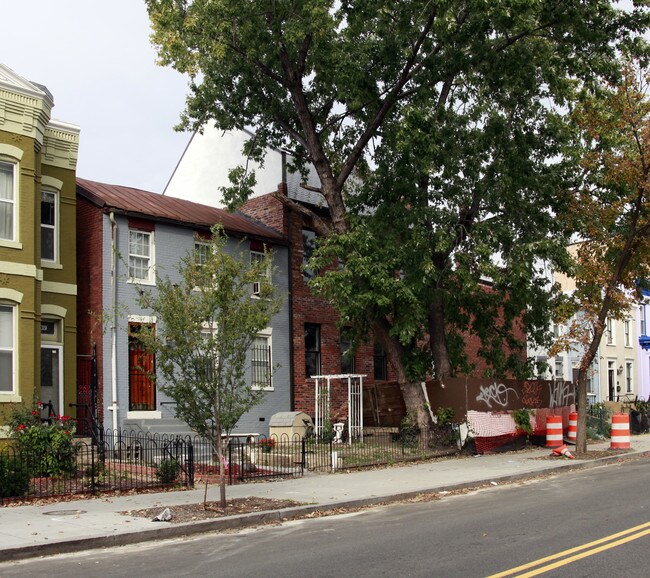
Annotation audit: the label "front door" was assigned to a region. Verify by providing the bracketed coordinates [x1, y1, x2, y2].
[41, 345, 63, 416]
[128, 324, 156, 411]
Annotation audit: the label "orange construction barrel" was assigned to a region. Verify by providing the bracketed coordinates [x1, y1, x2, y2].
[567, 412, 578, 444]
[546, 415, 563, 448]
[610, 413, 630, 450]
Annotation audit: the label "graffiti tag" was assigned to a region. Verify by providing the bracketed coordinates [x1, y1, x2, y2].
[521, 381, 543, 408]
[476, 382, 519, 409]
[548, 380, 575, 408]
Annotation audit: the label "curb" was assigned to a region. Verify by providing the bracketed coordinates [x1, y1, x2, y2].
[2, 450, 646, 562]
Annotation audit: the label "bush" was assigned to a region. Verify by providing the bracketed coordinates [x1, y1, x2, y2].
[9, 403, 78, 478]
[156, 458, 181, 484]
[398, 414, 420, 448]
[0, 453, 30, 498]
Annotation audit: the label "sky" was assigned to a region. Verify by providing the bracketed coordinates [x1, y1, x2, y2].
[0, 1, 192, 193]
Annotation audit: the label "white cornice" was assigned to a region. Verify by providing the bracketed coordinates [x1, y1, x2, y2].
[43, 120, 80, 169]
[0, 63, 54, 145]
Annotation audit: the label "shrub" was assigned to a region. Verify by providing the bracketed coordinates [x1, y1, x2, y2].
[156, 458, 181, 484]
[398, 414, 420, 448]
[0, 453, 31, 498]
[9, 403, 78, 478]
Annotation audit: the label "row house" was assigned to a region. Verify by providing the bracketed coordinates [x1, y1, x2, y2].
[530, 263, 643, 404]
[76, 178, 291, 436]
[0, 64, 79, 433]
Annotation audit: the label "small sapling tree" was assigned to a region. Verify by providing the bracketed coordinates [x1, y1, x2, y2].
[135, 226, 282, 507]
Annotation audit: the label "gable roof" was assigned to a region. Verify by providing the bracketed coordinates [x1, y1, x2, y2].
[76, 177, 285, 244]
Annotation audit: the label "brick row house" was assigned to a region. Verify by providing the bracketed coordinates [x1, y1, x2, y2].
[0, 64, 79, 434]
[165, 125, 533, 426]
[76, 178, 291, 435]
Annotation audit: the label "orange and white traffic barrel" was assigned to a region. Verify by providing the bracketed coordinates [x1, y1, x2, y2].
[545, 415, 563, 448]
[610, 413, 630, 450]
[567, 412, 578, 444]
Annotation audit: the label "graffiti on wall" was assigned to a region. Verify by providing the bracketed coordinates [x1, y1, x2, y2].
[548, 380, 575, 408]
[475, 382, 519, 409]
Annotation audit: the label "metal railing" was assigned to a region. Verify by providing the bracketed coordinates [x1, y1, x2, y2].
[1, 424, 458, 504]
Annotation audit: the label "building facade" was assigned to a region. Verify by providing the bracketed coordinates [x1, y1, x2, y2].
[76, 178, 291, 436]
[0, 64, 79, 433]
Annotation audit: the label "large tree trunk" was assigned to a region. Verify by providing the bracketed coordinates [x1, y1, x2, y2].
[428, 295, 452, 378]
[372, 319, 433, 429]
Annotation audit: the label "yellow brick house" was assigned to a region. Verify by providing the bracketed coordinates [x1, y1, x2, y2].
[0, 63, 79, 433]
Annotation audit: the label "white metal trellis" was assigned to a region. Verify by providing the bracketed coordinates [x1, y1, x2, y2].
[312, 374, 365, 444]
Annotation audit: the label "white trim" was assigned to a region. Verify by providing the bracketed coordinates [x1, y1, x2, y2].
[0, 144, 24, 160]
[0, 302, 17, 395]
[41, 344, 64, 415]
[40, 187, 59, 265]
[41, 281, 77, 295]
[128, 314, 157, 324]
[0, 261, 39, 278]
[251, 327, 273, 391]
[0, 288, 23, 303]
[127, 229, 156, 285]
[41, 304, 67, 318]
[0, 158, 18, 244]
[127, 410, 162, 419]
[41, 175, 63, 191]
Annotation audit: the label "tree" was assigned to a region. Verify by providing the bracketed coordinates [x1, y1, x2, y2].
[552, 60, 650, 455]
[146, 0, 648, 427]
[135, 227, 282, 506]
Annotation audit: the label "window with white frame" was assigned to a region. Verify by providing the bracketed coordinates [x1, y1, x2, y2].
[0, 161, 16, 242]
[626, 361, 633, 393]
[250, 249, 270, 296]
[624, 320, 631, 347]
[194, 241, 209, 266]
[606, 317, 614, 345]
[302, 229, 317, 282]
[555, 358, 564, 379]
[41, 190, 58, 262]
[0, 304, 15, 392]
[128, 230, 154, 283]
[251, 333, 272, 389]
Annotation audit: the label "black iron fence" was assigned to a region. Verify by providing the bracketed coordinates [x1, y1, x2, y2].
[1, 425, 457, 504]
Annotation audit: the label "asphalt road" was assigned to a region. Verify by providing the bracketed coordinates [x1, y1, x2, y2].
[2, 457, 650, 577]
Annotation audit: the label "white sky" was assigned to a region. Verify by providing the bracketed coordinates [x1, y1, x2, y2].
[0, 1, 192, 193]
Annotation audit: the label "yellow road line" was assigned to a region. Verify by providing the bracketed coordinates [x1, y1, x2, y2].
[487, 520, 650, 578]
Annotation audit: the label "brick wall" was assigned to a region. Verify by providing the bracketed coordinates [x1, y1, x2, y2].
[76, 196, 105, 424]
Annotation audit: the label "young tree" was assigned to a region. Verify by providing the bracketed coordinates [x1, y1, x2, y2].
[552, 61, 650, 455]
[136, 227, 282, 507]
[146, 0, 648, 426]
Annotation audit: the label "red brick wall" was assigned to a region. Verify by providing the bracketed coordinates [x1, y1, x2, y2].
[242, 192, 397, 418]
[76, 196, 104, 423]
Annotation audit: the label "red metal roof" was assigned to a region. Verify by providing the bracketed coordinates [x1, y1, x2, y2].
[76, 177, 285, 243]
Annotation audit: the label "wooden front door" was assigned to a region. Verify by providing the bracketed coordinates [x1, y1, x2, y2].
[128, 324, 156, 411]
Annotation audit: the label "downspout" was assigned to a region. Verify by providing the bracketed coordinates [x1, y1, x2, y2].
[109, 211, 119, 431]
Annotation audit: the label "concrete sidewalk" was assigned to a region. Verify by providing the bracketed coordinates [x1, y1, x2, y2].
[2, 435, 649, 562]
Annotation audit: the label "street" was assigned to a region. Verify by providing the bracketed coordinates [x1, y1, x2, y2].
[1, 458, 649, 577]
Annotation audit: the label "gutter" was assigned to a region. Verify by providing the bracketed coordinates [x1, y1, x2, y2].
[108, 211, 119, 431]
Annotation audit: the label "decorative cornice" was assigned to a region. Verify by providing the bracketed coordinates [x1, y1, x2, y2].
[42, 120, 80, 170]
[41, 280, 77, 295]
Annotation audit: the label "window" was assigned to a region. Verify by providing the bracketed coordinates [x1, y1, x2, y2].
[0, 304, 15, 392]
[194, 241, 209, 266]
[606, 318, 614, 345]
[626, 362, 633, 393]
[305, 323, 321, 378]
[128, 323, 156, 411]
[374, 341, 387, 381]
[302, 229, 317, 282]
[340, 327, 355, 374]
[624, 320, 631, 347]
[128, 230, 154, 283]
[555, 358, 564, 379]
[250, 248, 271, 296]
[251, 334, 272, 389]
[0, 161, 15, 241]
[41, 190, 58, 262]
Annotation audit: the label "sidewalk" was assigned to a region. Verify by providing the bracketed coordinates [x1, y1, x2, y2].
[2, 435, 649, 562]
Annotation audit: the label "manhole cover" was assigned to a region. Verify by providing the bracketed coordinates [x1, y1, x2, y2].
[43, 509, 86, 516]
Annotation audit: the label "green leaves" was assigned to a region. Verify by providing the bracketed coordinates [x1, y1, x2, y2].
[135, 226, 283, 442]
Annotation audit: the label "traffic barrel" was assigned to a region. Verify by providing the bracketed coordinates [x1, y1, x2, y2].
[610, 413, 630, 450]
[545, 415, 563, 448]
[567, 411, 578, 444]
